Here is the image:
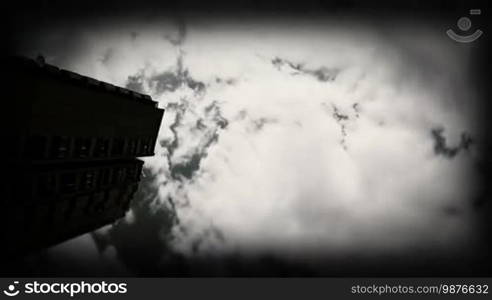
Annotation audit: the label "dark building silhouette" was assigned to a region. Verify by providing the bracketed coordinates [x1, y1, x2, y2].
[2, 56, 164, 257]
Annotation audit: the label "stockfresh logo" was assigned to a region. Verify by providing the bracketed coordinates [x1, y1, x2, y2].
[3, 281, 20, 297]
[2, 280, 127, 297]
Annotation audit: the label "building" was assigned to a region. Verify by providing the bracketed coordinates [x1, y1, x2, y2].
[1, 56, 164, 257]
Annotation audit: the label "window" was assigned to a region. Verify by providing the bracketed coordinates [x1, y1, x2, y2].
[74, 137, 92, 158]
[115, 167, 126, 183]
[81, 170, 97, 191]
[94, 138, 109, 157]
[111, 138, 125, 156]
[92, 192, 106, 214]
[127, 139, 137, 155]
[125, 165, 136, 182]
[147, 138, 155, 155]
[63, 197, 76, 220]
[137, 138, 150, 155]
[130, 164, 142, 181]
[137, 137, 154, 155]
[77, 195, 91, 216]
[83, 196, 95, 215]
[103, 190, 111, 203]
[98, 168, 111, 187]
[53, 199, 71, 223]
[50, 136, 71, 159]
[60, 172, 77, 194]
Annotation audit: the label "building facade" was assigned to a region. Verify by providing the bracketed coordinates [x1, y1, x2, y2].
[2, 56, 164, 257]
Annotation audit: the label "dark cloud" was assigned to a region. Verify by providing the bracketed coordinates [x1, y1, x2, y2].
[160, 102, 186, 158]
[252, 117, 277, 132]
[125, 71, 145, 93]
[309, 66, 340, 82]
[328, 103, 350, 150]
[99, 48, 115, 65]
[271, 57, 303, 72]
[163, 18, 187, 47]
[147, 67, 206, 95]
[134, 18, 206, 96]
[171, 153, 203, 180]
[331, 104, 349, 122]
[352, 102, 360, 118]
[150, 71, 183, 93]
[215, 77, 238, 86]
[183, 70, 206, 93]
[431, 127, 473, 158]
[167, 102, 228, 180]
[271, 56, 340, 82]
[195, 118, 207, 130]
[204, 101, 229, 129]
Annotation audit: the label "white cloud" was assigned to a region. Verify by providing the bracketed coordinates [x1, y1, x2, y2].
[34, 16, 483, 264]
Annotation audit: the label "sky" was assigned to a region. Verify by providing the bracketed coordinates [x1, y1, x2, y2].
[17, 14, 490, 275]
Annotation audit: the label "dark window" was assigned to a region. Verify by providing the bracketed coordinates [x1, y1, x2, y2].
[125, 166, 136, 182]
[147, 138, 155, 154]
[37, 173, 57, 196]
[111, 138, 125, 156]
[50, 136, 71, 159]
[53, 199, 71, 223]
[81, 170, 97, 191]
[104, 190, 111, 202]
[63, 197, 76, 220]
[110, 169, 118, 185]
[60, 173, 77, 194]
[76, 195, 91, 216]
[98, 169, 111, 187]
[102, 190, 112, 208]
[127, 139, 137, 155]
[93, 192, 106, 214]
[24, 136, 47, 159]
[115, 167, 126, 183]
[138, 138, 150, 155]
[83, 196, 95, 214]
[94, 138, 109, 157]
[74, 137, 92, 158]
[143, 138, 150, 154]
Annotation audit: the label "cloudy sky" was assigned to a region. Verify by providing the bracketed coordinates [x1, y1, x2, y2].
[17, 14, 490, 275]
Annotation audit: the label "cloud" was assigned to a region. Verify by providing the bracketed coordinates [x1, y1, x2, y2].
[430, 127, 473, 158]
[23, 16, 487, 274]
[271, 56, 340, 82]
